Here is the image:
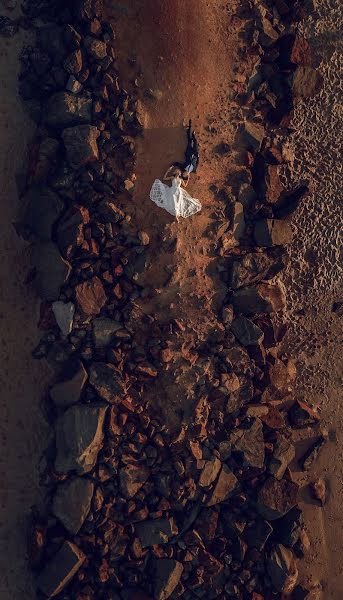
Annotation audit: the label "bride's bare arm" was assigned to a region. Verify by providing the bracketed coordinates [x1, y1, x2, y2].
[181, 175, 190, 188]
[163, 167, 173, 181]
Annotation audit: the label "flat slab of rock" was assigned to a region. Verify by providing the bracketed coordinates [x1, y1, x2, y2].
[55, 403, 107, 474]
[23, 186, 64, 240]
[231, 418, 265, 469]
[62, 125, 100, 169]
[293, 66, 323, 98]
[37, 541, 85, 598]
[206, 465, 238, 506]
[153, 559, 184, 600]
[199, 457, 222, 488]
[75, 276, 107, 317]
[50, 359, 88, 408]
[230, 283, 286, 315]
[257, 477, 298, 520]
[52, 477, 94, 534]
[45, 92, 92, 128]
[90, 362, 127, 403]
[227, 249, 287, 289]
[52, 301, 75, 336]
[254, 219, 293, 247]
[242, 120, 265, 151]
[32, 242, 71, 301]
[267, 544, 298, 593]
[136, 518, 178, 547]
[120, 463, 150, 499]
[92, 317, 122, 348]
[231, 316, 264, 346]
[269, 434, 295, 480]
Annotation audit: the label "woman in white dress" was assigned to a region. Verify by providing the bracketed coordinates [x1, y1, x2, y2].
[150, 167, 202, 221]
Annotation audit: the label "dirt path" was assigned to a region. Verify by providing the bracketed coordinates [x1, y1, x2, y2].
[0, 22, 51, 600]
[111, 0, 241, 430]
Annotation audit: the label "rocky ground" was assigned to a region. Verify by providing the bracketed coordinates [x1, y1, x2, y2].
[0, 0, 340, 599]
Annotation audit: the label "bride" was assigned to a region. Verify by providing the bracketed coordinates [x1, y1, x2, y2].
[150, 166, 202, 220]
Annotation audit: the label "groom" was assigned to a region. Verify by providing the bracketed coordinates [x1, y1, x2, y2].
[174, 120, 199, 180]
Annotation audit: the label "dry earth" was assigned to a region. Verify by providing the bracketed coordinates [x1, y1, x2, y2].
[0, 0, 342, 599]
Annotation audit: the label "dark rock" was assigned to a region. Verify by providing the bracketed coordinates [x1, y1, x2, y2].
[194, 509, 218, 542]
[75, 276, 107, 317]
[62, 125, 100, 169]
[55, 403, 107, 474]
[222, 345, 254, 376]
[242, 121, 265, 152]
[52, 477, 94, 534]
[120, 463, 150, 499]
[230, 282, 286, 314]
[32, 242, 71, 301]
[267, 544, 298, 593]
[260, 18, 279, 47]
[136, 518, 178, 547]
[293, 67, 323, 98]
[206, 465, 238, 506]
[89, 362, 126, 403]
[269, 433, 295, 480]
[243, 519, 273, 550]
[257, 477, 298, 520]
[238, 182, 257, 208]
[66, 75, 83, 94]
[57, 205, 90, 257]
[72, 0, 104, 21]
[64, 49, 83, 74]
[45, 92, 92, 128]
[96, 199, 125, 223]
[199, 457, 222, 487]
[231, 419, 265, 468]
[226, 248, 287, 289]
[289, 400, 320, 428]
[301, 435, 326, 471]
[0, 16, 18, 37]
[50, 360, 88, 408]
[37, 541, 85, 598]
[231, 316, 264, 346]
[23, 186, 64, 241]
[153, 559, 184, 600]
[274, 507, 303, 547]
[254, 219, 293, 247]
[92, 317, 122, 348]
[264, 165, 285, 204]
[64, 24, 82, 49]
[293, 585, 311, 600]
[84, 36, 107, 60]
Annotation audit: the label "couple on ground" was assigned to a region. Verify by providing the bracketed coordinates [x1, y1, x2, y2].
[150, 120, 202, 220]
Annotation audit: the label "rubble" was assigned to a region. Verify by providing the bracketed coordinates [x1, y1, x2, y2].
[230, 282, 286, 314]
[37, 541, 85, 598]
[153, 559, 184, 600]
[52, 477, 94, 534]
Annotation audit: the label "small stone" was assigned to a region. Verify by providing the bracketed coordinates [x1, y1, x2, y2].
[136, 518, 178, 547]
[84, 36, 107, 60]
[254, 219, 293, 246]
[267, 544, 298, 593]
[230, 282, 286, 315]
[194, 509, 218, 541]
[50, 360, 88, 408]
[92, 317, 122, 348]
[301, 435, 326, 471]
[310, 478, 326, 505]
[96, 200, 125, 223]
[37, 541, 85, 598]
[89, 362, 126, 403]
[32, 242, 71, 301]
[52, 301, 75, 336]
[138, 231, 150, 245]
[45, 92, 92, 128]
[231, 419, 265, 469]
[293, 67, 323, 98]
[260, 18, 280, 46]
[206, 465, 238, 506]
[289, 400, 320, 428]
[55, 404, 107, 474]
[62, 125, 100, 169]
[257, 477, 298, 520]
[75, 276, 106, 317]
[120, 463, 150, 499]
[269, 434, 295, 480]
[52, 477, 94, 534]
[153, 559, 184, 600]
[199, 457, 222, 487]
[231, 316, 264, 346]
[230, 201, 245, 243]
[66, 76, 82, 94]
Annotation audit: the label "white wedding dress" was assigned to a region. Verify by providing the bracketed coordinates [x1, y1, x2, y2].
[150, 176, 202, 219]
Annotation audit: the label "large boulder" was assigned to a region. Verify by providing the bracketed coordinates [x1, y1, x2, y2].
[57, 205, 90, 258]
[136, 518, 178, 548]
[50, 360, 88, 408]
[257, 477, 298, 520]
[55, 404, 107, 474]
[92, 317, 122, 348]
[37, 541, 85, 598]
[292, 66, 323, 98]
[45, 92, 92, 128]
[153, 559, 184, 600]
[52, 477, 94, 534]
[62, 125, 100, 169]
[75, 276, 107, 317]
[89, 362, 127, 403]
[226, 248, 287, 289]
[269, 433, 295, 480]
[230, 282, 286, 314]
[231, 316, 264, 346]
[23, 186, 64, 240]
[32, 242, 71, 301]
[254, 219, 293, 247]
[267, 544, 298, 593]
[206, 465, 238, 506]
[231, 418, 265, 469]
